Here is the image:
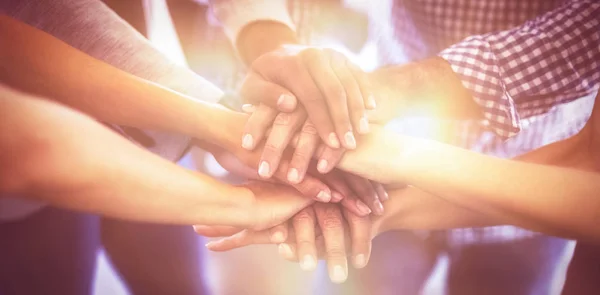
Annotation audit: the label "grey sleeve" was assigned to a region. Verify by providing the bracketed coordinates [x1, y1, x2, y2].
[1, 0, 225, 161]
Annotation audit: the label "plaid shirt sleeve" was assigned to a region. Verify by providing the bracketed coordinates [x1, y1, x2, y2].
[439, 0, 600, 138]
[208, 0, 296, 44]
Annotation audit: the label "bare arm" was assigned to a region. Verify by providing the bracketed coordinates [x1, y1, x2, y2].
[0, 15, 233, 143]
[339, 120, 600, 241]
[0, 86, 314, 229]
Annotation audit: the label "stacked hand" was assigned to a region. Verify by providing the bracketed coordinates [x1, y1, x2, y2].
[194, 45, 466, 283]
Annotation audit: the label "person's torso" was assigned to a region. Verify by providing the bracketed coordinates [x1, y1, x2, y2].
[371, 0, 565, 65]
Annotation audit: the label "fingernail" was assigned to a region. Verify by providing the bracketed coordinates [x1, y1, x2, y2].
[331, 265, 347, 283]
[374, 200, 384, 215]
[205, 240, 219, 249]
[287, 168, 300, 183]
[317, 159, 329, 173]
[331, 191, 344, 202]
[380, 191, 389, 202]
[258, 161, 270, 178]
[356, 199, 372, 215]
[367, 95, 377, 109]
[241, 104, 256, 113]
[242, 134, 254, 150]
[344, 132, 356, 149]
[271, 230, 285, 243]
[277, 94, 296, 111]
[328, 133, 341, 148]
[354, 254, 366, 268]
[301, 255, 317, 271]
[278, 243, 294, 259]
[359, 117, 369, 134]
[316, 190, 332, 202]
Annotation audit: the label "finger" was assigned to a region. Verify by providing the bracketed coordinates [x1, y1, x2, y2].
[240, 72, 297, 112]
[276, 160, 333, 203]
[288, 120, 320, 184]
[344, 173, 384, 215]
[328, 49, 369, 135]
[278, 242, 298, 261]
[319, 170, 371, 216]
[286, 238, 348, 261]
[258, 110, 307, 178]
[331, 191, 344, 203]
[269, 223, 289, 243]
[304, 49, 356, 150]
[316, 144, 346, 174]
[342, 209, 372, 269]
[373, 181, 389, 202]
[346, 61, 376, 110]
[314, 203, 348, 284]
[292, 207, 318, 271]
[205, 229, 273, 252]
[241, 104, 257, 113]
[193, 225, 242, 237]
[242, 104, 278, 151]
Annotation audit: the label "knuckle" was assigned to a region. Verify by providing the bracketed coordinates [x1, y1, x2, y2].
[294, 210, 314, 224]
[292, 149, 311, 163]
[325, 248, 346, 258]
[347, 214, 367, 227]
[301, 90, 325, 103]
[302, 122, 319, 135]
[297, 240, 315, 249]
[321, 216, 343, 231]
[273, 113, 292, 126]
[263, 141, 283, 154]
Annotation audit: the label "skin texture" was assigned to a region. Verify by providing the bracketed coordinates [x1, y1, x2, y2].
[0, 86, 313, 231]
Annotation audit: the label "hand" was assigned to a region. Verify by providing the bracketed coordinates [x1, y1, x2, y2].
[240, 104, 346, 181]
[240, 45, 375, 150]
[237, 104, 388, 214]
[238, 181, 315, 231]
[198, 202, 376, 284]
[229, 128, 386, 216]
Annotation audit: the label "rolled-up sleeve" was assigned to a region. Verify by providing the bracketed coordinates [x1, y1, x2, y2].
[439, 0, 600, 138]
[208, 0, 295, 43]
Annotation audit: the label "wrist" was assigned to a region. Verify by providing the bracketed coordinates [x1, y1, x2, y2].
[236, 20, 298, 65]
[188, 183, 255, 227]
[190, 103, 248, 151]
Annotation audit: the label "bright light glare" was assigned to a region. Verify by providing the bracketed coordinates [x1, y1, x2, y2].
[143, 0, 188, 67]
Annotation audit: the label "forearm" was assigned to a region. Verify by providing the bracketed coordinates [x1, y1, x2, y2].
[0, 15, 234, 143]
[438, 1, 600, 138]
[375, 186, 582, 239]
[397, 138, 600, 240]
[209, 0, 297, 65]
[1, 0, 222, 100]
[0, 86, 253, 226]
[374, 187, 498, 232]
[236, 21, 298, 65]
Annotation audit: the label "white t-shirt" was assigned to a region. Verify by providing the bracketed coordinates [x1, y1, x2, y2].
[0, 0, 224, 221]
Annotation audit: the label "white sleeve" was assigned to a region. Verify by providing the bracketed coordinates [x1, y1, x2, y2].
[208, 0, 295, 44]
